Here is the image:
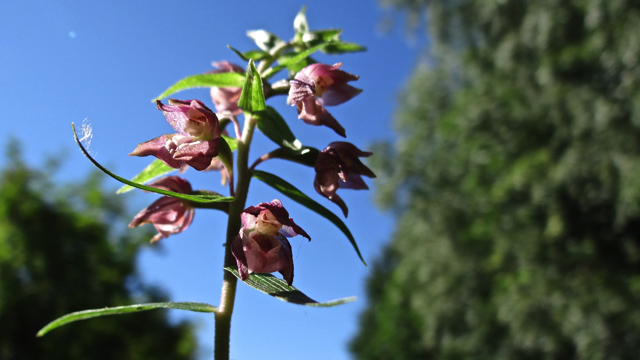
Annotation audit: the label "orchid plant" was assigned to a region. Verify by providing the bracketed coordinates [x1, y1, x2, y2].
[37, 8, 373, 359]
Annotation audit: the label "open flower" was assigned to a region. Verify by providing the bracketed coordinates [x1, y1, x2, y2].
[128, 176, 195, 243]
[130, 99, 220, 171]
[288, 63, 361, 137]
[231, 200, 310, 286]
[314, 142, 376, 217]
[209, 61, 244, 115]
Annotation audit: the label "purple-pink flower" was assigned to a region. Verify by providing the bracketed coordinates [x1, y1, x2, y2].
[128, 176, 195, 243]
[231, 200, 310, 286]
[288, 62, 362, 137]
[209, 61, 244, 115]
[130, 99, 220, 171]
[314, 142, 376, 217]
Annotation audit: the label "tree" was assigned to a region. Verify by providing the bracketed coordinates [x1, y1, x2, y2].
[352, 0, 640, 359]
[0, 142, 197, 360]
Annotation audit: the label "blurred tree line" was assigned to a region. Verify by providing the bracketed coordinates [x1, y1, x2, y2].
[0, 141, 197, 360]
[352, 0, 640, 359]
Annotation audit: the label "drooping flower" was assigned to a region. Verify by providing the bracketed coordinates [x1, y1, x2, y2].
[209, 61, 244, 115]
[314, 142, 376, 217]
[288, 62, 362, 137]
[231, 200, 310, 286]
[130, 99, 220, 171]
[128, 176, 195, 243]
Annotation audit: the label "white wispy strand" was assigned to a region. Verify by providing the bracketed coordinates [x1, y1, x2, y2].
[79, 119, 97, 157]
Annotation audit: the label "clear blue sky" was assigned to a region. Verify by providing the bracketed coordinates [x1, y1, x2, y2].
[0, 1, 425, 359]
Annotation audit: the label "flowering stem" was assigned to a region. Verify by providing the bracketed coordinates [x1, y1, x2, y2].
[214, 114, 257, 360]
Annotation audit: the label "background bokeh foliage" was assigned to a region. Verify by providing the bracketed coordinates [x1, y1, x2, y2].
[352, 0, 640, 359]
[0, 140, 198, 360]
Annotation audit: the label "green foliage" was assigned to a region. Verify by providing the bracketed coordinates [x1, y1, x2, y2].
[154, 72, 245, 101]
[38, 301, 217, 337]
[237, 59, 266, 113]
[352, 0, 640, 359]
[0, 143, 197, 360]
[116, 159, 176, 194]
[224, 268, 356, 307]
[255, 106, 302, 150]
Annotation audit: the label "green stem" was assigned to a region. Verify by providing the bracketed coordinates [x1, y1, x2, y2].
[257, 41, 293, 74]
[214, 115, 257, 360]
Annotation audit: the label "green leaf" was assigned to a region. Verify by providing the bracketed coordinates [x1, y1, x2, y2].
[227, 45, 270, 62]
[238, 59, 266, 113]
[153, 72, 245, 101]
[216, 136, 234, 182]
[243, 49, 271, 61]
[246, 30, 285, 52]
[252, 170, 366, 265]
[116, 159, 176, 194]
[224, 267, 356, 307]
[307, 29, 343, 42]
[264, 146, 319, 168]
[221, 134, 238, 152]
[72, 123, 234, 204]
[37, 301, 217, 337]
[256, 106, 301, 151]
[262, 43, 327, 79]
[322, 42, 366, 54]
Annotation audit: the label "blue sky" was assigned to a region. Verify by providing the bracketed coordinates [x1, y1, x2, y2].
[0, 1, 426, 359]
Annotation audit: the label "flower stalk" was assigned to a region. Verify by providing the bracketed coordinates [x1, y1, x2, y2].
[214, 115, 257, 360]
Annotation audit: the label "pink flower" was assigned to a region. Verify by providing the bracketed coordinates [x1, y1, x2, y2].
[130, 99, 221, 171]
[209, 61, 244, 115]
[231, 200, 310, 286]
[288, 63, 362, 137]
[128, 176, 195, 243]
[314, 142, 376, 217]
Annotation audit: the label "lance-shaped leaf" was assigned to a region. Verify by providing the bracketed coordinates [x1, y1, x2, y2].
[116, 159, 176, 194]
[37, 302, 217, 337]
[252, 170, 366, 265]
[262, 43, 327, 79]
[72, 123, 234, 204]
[227, 45, 270, 62]
[256, 106, 301, 151]
[153, 72, 245, 101]
[247, 30, 285, 52]
[305, 29, 343, 43]
[322, 41, 366, 54]
[238, 59, 266, 113]
[224, 267, 356, 307]
[263, 147, 319, 168]
[215, 135, 234, 181]
[221, 134, 238, 152]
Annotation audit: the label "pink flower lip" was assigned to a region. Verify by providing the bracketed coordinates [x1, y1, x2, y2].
[287, 63, 361, 137]
[314, 142, 376, 217]
[128, 176, 195, 243]
[231, 200, 310, 286]
[129, 99, 221, 171]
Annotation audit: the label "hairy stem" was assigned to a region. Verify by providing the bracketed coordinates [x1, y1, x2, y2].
[214, 114, 257, 360]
